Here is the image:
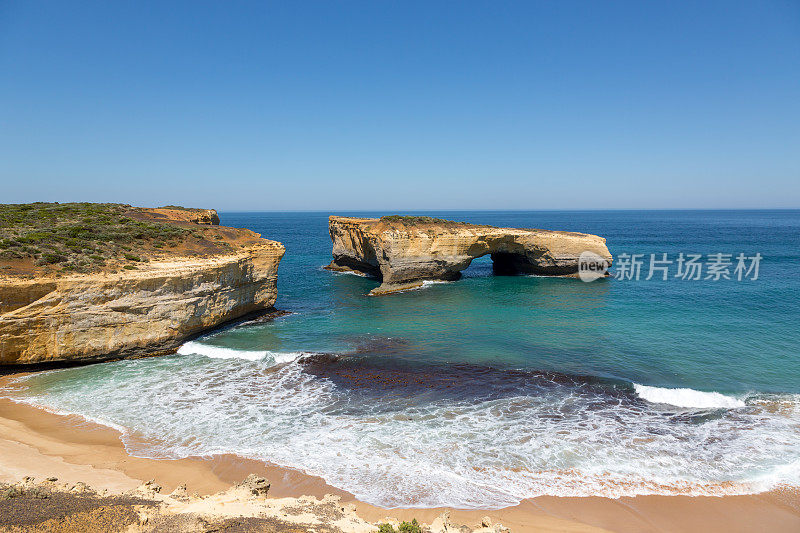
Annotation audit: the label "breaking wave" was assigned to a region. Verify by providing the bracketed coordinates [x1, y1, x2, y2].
[177, 341, 307, 365]
[633, 383, 747, 409]
[3, 349, 799, 509]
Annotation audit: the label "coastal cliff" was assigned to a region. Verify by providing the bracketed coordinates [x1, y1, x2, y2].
[0, 204, 284, 365]
[325, 216, 612, 295]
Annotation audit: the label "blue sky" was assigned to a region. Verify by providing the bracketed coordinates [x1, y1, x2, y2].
[1, 1, 798, 210]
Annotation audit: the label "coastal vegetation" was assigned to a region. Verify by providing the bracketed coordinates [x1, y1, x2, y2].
[156, 205, 193, 210]
[380, 215, 462, 225]
[0, 202, 212, 275]
[378, 519, 423, 533]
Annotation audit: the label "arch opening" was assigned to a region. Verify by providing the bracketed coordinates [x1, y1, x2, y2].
[460, 253, 494, 278]
[490, 252, 532, 276]
[459, 251, 536, 278]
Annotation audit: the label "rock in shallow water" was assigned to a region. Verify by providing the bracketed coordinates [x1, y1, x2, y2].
[325, 215, 612, 295]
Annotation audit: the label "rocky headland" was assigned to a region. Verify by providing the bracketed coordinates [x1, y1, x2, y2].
[0, 203, 284, 365]
[325, 215, 612, 295]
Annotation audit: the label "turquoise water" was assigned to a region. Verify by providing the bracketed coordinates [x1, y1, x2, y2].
[4, 210, 800, 508]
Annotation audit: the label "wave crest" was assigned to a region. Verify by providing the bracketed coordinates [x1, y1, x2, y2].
[634, 383, 746, 409]
[176, 341, 307, 365]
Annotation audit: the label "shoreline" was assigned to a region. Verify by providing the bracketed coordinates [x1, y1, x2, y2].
[1, 379, 799, 532]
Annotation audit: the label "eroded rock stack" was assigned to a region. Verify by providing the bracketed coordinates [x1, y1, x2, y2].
[325, 215, 612, 295]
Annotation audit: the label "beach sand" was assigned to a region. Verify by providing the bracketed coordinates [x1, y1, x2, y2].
[1, 387, 799, 532]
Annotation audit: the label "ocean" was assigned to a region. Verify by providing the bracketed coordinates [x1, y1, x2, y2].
[3, 210, 799, 509]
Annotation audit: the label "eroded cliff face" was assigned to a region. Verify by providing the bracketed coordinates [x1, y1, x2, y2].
[0, 208, 284, 365]
[139, 207, 221, 225]
[325, 216, 612, 295]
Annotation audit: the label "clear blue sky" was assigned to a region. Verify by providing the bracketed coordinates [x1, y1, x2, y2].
[1, 1, 798, 210]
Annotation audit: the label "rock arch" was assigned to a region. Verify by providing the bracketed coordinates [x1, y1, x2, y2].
[325, 216, 613, 295]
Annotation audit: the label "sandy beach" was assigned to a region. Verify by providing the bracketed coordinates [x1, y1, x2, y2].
[1, 379, 798, 533]
[3, 1, 799, 530]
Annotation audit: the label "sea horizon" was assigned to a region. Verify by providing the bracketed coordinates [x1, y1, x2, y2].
[2, 1, 799, 529]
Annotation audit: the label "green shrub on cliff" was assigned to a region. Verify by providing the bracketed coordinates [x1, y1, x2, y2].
[399, 520, 423, 533]
[376, 519, 422, 533]
[380, 215, 462, 225]
[37, 252, 66, 265]
[0, 202, 197, 274]
[381, 215, 436, 224]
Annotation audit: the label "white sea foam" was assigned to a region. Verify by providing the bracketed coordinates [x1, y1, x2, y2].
[176, 341, 306, 364]
[324, 267, 370, 278]
[375, 279, 453, 295]
[634, 383, 746, 409]
[3, 359, 799, 509]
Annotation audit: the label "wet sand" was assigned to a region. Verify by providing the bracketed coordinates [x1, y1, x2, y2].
[1, 389, 799, 532]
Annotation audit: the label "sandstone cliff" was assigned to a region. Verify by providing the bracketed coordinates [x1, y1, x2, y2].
[141, 206, 221, 225]
[325, 216, 612, 295]
[0, 205, 284, 365]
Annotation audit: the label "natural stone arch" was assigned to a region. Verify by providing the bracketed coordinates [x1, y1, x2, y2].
[325, 216, 613, 295]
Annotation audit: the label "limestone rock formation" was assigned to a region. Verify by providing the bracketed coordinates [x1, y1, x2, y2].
[145, 207, 221, 225]
[235, 474, 270, 497]
[325, 216, 612, 295]
[0, 208, 284, 365]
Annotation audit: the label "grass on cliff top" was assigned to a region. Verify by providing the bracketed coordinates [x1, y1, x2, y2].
[157, 205, 201, 211]
[379, 215, 467, 226]
[0, 202, 203, 274]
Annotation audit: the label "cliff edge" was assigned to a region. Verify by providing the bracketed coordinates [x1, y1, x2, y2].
[325, 215, 612, 295]
[0, 203, 284, 365]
